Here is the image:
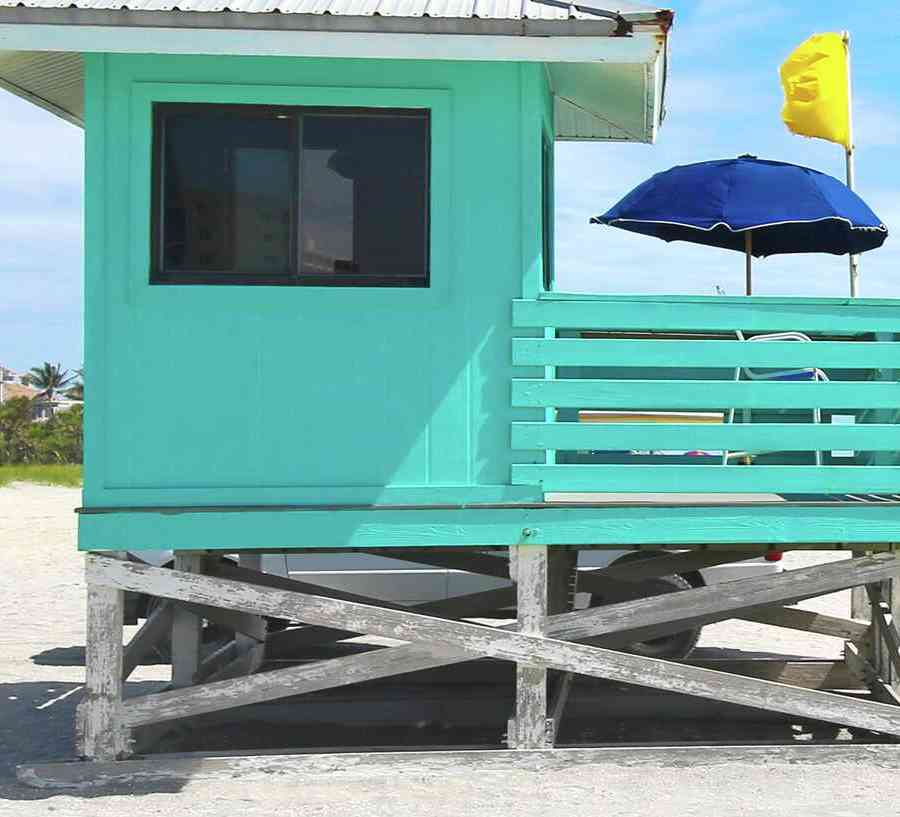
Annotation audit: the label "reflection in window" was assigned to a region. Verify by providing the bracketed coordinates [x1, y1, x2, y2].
[154, 104, 429, 287]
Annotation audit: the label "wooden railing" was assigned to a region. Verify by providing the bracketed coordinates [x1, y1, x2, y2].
[511, 294, 900, 496]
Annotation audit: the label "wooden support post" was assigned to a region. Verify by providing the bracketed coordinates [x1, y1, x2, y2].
[546, 548, 578, 745]
[867, 582, 900, 692]
[851, 550, 871, 621]
[510, 545, 549, 750]
[171, 553, 204, 688]
[76, 553, 129, 760]
[234, 553, 266, 677]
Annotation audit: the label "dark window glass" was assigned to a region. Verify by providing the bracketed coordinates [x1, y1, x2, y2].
[301, 115, 428, 283]
[160, 111, 294, 278]
[152, 104, 430, 287]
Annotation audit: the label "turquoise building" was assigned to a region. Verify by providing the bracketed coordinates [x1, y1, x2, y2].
[0, 3, 897, 553]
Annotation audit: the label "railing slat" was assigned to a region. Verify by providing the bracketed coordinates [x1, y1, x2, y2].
[512, 379, 900, 410]
[511, 422, 900, 452]
[513, 298, 900, 333]
[513, 338, 900, 369]
[511, 464, 900, 493]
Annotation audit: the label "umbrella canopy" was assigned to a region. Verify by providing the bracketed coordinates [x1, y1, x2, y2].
[591, 156, 887, 258]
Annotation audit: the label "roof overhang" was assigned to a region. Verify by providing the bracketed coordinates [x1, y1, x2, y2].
[0, 6, 670, 140]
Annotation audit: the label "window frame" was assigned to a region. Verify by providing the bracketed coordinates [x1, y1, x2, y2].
[150, 102, 432, 288]
[540, 132, 554, 292]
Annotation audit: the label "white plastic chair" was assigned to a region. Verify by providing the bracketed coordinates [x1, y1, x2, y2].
[723, 331, 828, 466]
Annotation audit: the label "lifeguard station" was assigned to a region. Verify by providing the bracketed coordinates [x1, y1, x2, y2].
[4, 0, 900, 788]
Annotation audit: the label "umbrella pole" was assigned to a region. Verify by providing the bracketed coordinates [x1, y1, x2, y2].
[744, 231, 752, 296]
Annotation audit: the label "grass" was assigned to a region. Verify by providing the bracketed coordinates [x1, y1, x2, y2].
[0, 463, 82, 488]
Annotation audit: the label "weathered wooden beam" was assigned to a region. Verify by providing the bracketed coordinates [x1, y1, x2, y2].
[511, 546, 549, 750]
[170, 554, 204, 688]
[91, 555, 900, 736]
[867, 584, 900, 681]
[547, 671, 575, 742]
[257, 654, 866, 692]
[735, 606, 870, 642]
[266, 585, 516, 657]
[19, 744, 900, 790]
[844, 642, 900, 706]
[76, 562, 129, 760]
[124, 639, 457, 726]
[122, 601, 172, 681]
[685, 659, 863, 691]
[548, 554, 900, 646]
[232, 553, 266, 677]
[98, 553, 900, 657]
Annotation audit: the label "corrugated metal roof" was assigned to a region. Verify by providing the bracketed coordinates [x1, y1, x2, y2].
[0, 51, 82, 124]
[0, 0, 664, 22]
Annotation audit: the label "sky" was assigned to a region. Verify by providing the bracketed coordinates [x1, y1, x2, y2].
[0, 0, 898, 374]
[556, 0, 900, 297]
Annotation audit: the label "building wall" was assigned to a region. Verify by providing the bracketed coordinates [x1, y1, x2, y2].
[82, 53, 553, 527]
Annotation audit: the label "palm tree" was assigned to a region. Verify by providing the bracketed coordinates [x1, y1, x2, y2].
[66, 368, 84, 402]
[26, 362, 75, 417]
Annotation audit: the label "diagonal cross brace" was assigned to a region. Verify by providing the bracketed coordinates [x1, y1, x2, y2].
[86, 554, 900, 736]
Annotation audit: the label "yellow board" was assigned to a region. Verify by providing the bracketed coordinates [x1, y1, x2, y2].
[779, 32, 851, 149]
[578, 411, 724, 425]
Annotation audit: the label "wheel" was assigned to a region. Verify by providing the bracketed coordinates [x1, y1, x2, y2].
[589, 571, 701, 660]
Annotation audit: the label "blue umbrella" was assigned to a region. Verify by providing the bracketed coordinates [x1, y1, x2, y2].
[591, 156, 888, 294]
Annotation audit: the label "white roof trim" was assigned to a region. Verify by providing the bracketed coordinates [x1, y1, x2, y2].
[0, 20, 664, 62]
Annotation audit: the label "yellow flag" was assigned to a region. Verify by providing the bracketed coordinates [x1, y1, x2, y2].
[779, 33, 851, 149]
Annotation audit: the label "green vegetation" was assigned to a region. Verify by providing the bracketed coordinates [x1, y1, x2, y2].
[0, 362, 84, 487]
[0, 463, 82, 487]
[0, 397, 83, 465]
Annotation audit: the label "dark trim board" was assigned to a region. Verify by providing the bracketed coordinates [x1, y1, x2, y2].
[78, 502, 900, 550]
[18, 743, 900, 790]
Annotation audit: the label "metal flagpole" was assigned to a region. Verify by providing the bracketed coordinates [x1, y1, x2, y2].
[843, 30, 859, 297]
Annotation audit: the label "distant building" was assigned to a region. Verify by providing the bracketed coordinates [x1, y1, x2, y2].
[0, 366, 40, 404]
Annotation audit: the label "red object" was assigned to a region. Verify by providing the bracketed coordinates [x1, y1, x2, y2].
[764, 550, 784, 562]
